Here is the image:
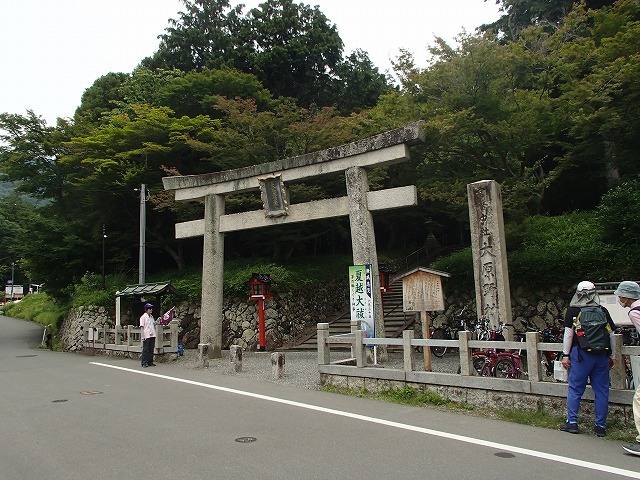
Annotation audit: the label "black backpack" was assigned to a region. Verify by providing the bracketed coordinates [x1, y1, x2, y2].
[573, 306, 611, 353]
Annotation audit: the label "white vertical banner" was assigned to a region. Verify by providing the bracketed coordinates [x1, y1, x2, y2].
[349, 264, 375, 338]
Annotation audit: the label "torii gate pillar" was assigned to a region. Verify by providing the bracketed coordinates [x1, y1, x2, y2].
[201, 193, 225, 358]
[346, 166, 386, 361]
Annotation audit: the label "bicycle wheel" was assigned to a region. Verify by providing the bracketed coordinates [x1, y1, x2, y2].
[494, 357, 518, 379]
[473, 353, 487, 375]
[430, 328, 448, 358]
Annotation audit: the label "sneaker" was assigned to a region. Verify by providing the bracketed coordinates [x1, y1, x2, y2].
[594, 426, 606, 437]
[623, 443, 640, 456]
[559, 421, 579, 434]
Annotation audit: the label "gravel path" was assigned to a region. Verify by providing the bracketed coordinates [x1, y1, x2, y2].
[167, 348, 462, 390]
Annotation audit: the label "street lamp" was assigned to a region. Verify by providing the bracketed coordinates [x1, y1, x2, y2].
[102, 224, 107, 290]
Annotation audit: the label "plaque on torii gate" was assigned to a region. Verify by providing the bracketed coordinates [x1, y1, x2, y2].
[162, 122, 425, 359]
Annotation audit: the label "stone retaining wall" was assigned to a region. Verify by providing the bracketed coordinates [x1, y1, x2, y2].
[60, 305, 111, 352]
[60, 281, 574, 352]
[60, 277, 349, 352]
[431, 285, 572, 332]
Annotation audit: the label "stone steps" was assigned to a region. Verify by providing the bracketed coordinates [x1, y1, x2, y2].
[284, 279, 417, 351]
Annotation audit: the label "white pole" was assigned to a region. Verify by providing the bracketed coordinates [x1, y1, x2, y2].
[11, 262, 15, 300]
[138, 184, 146, 285]
[115, 295, 121, 328]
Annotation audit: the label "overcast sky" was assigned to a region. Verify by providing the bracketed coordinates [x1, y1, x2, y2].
[0, 0, 501, 125]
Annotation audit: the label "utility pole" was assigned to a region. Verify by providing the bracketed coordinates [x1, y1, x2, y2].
[102, 224, 107, 290]
[138, 184, 146, 285]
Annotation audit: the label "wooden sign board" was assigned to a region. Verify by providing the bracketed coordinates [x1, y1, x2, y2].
[401, 267, 450, 312]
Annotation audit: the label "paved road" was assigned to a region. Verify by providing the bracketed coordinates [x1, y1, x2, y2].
[2, 314, 640, 480]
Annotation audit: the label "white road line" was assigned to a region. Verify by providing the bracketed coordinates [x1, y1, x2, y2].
[91, 361, 640, 479]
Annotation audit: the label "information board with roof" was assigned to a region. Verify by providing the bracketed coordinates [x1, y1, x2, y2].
[400, 267, 450, 312]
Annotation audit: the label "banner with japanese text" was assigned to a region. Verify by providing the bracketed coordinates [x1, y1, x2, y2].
[349, 264, 374, 338]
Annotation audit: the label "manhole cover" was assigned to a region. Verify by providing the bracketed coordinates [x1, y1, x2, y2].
[80, 391, 103, 395]
[494, 452, 515, 458]
[52, 399, 68, 403]
[235, 437, 257, 443]
[16, 355, 37, 358]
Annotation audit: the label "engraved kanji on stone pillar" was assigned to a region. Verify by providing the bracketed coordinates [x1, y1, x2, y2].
[467, 180, 512, 337]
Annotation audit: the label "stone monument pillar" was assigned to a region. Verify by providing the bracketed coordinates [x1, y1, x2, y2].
[467, 180, 512, 337]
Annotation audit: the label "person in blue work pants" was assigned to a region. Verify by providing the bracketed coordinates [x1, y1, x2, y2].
[559, 281, 616, 437]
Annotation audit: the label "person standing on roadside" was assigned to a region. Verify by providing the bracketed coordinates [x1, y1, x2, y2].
[560, 281, 616, 437]
[140, 303, 156, 368]
[615, 281, 640, 455]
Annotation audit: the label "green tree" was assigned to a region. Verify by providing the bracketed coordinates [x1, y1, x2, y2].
[74, 72, 129, 124]
[332, 49, 392, 114]
[380, 34, 567, 222]
[143, 0, 246, 72]
[0, 111, 75, 201]
[144, 0, 389, 112]
[240, 0, 344, 106]
[154, 68, 275, 118]
[482, 0, 615, 41]
[548, 1, 640, 189]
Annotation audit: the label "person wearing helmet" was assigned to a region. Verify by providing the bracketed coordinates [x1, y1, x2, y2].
[615, 281, 640, 455]
[559, 281, 616, 437]
[140, 303, 157, 367]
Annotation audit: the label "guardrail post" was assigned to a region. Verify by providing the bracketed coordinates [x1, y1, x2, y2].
[527, 331, 541, 382]
[350, 320, 359, 358]
[170, 322, 178, 350]
[230, 345, 243, 372]
[458, 331, 472, 375]
[271, 352, 285, 379]
[83, 321, 90, 347]
[198, 343, 211, 368]
[611, 333, 626, 389]
[403, 330, 414, 372]
[355, 330, 366, 368]
[317, 323, 330, 365]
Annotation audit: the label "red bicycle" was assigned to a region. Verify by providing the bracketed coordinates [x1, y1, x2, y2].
[472, 321, 525, 378]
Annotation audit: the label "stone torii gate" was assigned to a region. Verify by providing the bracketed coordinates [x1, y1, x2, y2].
[162, 122, 425, 359]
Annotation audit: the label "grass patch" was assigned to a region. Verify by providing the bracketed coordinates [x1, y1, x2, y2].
[3, 294, 65, 329]
[495, 406, 564, 429]
[321, 384, 636, 441]
[320, 385, 474, 411]
[3, 294, 66, 350]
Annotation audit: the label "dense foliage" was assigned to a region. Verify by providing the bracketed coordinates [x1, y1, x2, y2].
[2, 0, 640, 301]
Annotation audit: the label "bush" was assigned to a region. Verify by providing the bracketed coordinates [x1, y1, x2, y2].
[431, 212, 631, 289]
[597, 179, 640, 249]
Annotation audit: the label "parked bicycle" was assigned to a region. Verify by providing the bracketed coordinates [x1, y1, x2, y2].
[617, 326, 640, 389]
[430, 306, 476, 358]
[520, 318, 563, 378]
[521, 319, 563, 377]
[471, 321, 525, 378]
